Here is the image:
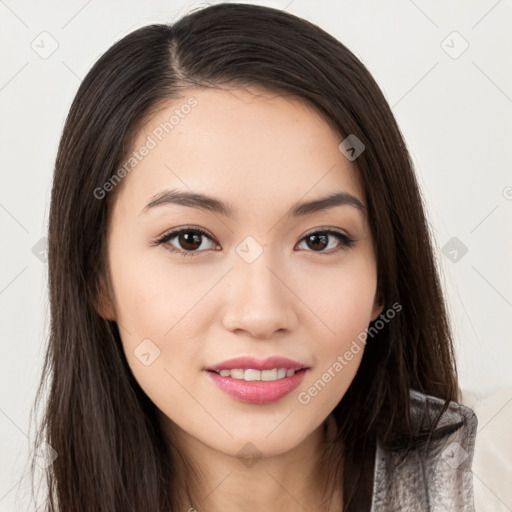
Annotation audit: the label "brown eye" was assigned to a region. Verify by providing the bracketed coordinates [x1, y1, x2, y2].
[177, 231, 203, 251]
[155, 227, 217, 257]
[305, 233, 329, 251]
[297, 230, 355, 254]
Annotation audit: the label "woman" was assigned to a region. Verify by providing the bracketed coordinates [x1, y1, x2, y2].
[31, 3, 477, 511]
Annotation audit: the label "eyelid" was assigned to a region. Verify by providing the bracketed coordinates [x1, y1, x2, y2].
[296, 228, 356, 254]
[152, 225, 356, 256]
[301, 226, 351, 239]
[151, 226, 218, 249]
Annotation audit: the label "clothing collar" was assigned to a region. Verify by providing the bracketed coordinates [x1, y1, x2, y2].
[370, 389, 478, 511]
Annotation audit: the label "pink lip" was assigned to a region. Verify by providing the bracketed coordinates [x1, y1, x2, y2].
[205, 356, 307, 372]
[205, 368, 308, 404]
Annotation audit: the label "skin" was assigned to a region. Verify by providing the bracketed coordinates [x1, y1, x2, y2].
[98, 86, 384, 512]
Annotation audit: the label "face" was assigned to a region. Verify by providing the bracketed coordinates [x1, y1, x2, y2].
[100, 87, 383, 459]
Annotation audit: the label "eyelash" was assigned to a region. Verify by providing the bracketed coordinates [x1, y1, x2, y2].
[151, 226, 356, 258]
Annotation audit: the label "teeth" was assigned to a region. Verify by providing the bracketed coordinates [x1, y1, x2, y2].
[261, 369, 277, 381]
[230, 369, 245, 379]
[216, 368, 300, 381]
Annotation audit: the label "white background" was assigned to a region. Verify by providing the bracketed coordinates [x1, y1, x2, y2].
[1, 0, 511, 510]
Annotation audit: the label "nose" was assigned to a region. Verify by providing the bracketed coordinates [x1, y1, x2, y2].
[221, 250, 298, 339]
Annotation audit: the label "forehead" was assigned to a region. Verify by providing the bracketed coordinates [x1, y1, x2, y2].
[115, 86, 364, 220]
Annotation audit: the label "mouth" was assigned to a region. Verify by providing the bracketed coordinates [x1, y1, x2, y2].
[204, 356, 309, 404]
[204, 356, 310, 404]
[205, 368, 308, 404]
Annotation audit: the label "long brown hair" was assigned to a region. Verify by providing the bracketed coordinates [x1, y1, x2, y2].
[30, 3, 458, 511]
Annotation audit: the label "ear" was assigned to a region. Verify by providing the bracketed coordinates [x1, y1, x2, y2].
[94, 273, 117, 321]
[370, 290, 385, 322]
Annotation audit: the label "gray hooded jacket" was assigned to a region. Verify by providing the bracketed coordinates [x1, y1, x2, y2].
[370, 389, 478, 511]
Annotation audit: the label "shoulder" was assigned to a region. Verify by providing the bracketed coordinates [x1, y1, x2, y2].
[460, 388, 512, 512]
[370, 388, 478, 511]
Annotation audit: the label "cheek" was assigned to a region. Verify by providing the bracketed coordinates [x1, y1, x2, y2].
[111, 240, 377, 350]
[108, 240, 214, 383]
[108, 236, 200, 337]
[295, 264, 376, 411]
[107, 249, 204, 410]
[294, 257, 377, 343]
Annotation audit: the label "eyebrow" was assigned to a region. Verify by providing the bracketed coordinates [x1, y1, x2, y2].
[140, 189, 366, 219]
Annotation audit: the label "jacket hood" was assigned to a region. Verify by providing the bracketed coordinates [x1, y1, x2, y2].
[370, 389, 478, 511]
